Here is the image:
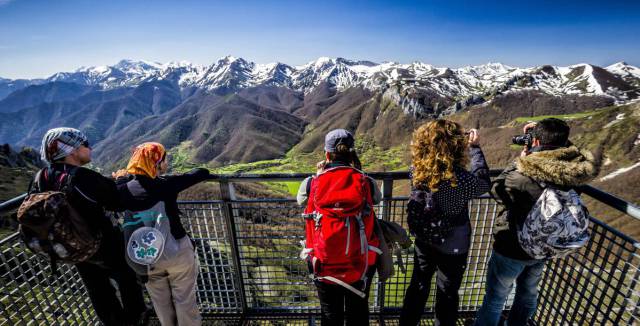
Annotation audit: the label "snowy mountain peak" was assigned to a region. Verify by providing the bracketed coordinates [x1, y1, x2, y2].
[457, 62, 514, 76]
[163, 60, 195, 69]
[217, 55, 241, 64]
[30, 57, 640, 102]
[113, 59, 163, 73]
[606, 62, 640, 79]
[75, 65, 110, 74]
[608, 61, 628, 68]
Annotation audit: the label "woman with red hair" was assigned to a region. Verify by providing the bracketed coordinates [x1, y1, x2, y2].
[115, 142, 210, 326]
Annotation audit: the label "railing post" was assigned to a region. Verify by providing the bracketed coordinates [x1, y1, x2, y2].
[376, 178, 394, 322]
[219, 179, 248, 315]
[380, 178, 394, 221]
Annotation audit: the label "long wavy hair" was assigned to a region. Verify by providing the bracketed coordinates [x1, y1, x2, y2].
[411, 119, 468, 191]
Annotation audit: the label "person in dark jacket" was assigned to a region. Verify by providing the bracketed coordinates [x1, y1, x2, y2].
[114, 142, 210, 326]
[39, 128, 146, 326]
[474, 118, 598, 326]
[400, 120, 491, 326]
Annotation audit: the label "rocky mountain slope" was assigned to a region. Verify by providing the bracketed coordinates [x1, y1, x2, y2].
[0, 55, 638, 238]
[1, 57, 638, 169]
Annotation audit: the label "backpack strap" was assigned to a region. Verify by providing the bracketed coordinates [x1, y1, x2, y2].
[60, 165, 79, 194]
[27, 168, 46, 194]
[354, 213, 370, 283]
[316, 276, 366, 298]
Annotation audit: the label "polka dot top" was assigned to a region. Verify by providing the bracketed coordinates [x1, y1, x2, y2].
[410, 146, 491, 227]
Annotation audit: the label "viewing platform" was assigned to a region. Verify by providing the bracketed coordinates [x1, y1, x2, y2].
[1, 171, 639, 325]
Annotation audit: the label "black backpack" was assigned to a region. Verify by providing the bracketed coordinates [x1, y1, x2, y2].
[406, 189, 454, 245]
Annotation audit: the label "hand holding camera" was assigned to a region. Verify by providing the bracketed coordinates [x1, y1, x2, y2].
[512, 122, 537, 156]
[467, 128, 480, 146]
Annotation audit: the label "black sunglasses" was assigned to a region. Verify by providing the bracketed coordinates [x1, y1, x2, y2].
[81, 140, 91, 149]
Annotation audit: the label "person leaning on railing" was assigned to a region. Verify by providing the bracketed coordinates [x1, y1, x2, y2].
[38, 128, 147, 326]
[113, 142, 210, 326]
[399, 120, 491, 326]
[474, 118, 599, 326]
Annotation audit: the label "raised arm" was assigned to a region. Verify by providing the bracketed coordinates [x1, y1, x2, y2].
[467, 129, 491, 196]
[469, 145, 491, 196]
[156, 168, 211, 197]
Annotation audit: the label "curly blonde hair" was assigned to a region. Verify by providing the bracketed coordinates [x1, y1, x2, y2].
[411, 119, 468, 191]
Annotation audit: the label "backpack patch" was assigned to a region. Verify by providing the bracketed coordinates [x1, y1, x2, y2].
[122, 199, 179, 276]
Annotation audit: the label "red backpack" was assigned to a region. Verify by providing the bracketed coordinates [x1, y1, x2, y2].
[301, 166, 380, 297]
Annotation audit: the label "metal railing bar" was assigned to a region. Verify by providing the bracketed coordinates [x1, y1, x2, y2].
[0, 193, 26, 212]
[580, 185, 640, 221]
[219, 180, 248, 315]
[589, 215, 639, 244]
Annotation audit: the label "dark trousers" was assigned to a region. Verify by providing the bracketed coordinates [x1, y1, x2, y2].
[76, 228, 146, 326]
[399, 243, 468, 326]
[314, 267, 376, 326]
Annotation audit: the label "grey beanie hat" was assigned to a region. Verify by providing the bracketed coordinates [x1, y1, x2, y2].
[40, 127, 88, 163]
[324, 129, 355, 153]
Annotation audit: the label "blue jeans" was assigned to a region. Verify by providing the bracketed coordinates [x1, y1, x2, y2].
[474, 251, 545, 326]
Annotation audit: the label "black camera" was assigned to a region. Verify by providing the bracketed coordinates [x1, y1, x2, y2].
[512, 131, 534, 150]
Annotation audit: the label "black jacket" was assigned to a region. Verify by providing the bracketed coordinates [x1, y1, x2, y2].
[37, 163, 123, 235]
[116, 168, 210, 240]
[491, 146, 599, 260]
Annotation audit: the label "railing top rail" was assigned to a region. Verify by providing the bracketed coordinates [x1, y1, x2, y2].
[1, 170, 639, 221]
[0, 193, 26, 212]
[202, 170, 505, 182]
[204, 170, 409, 182]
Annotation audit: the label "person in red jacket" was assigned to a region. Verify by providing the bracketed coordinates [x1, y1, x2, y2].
[297, 129, 381, 326]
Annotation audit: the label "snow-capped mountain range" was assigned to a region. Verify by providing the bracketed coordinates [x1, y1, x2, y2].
[6, 56, 640, 102]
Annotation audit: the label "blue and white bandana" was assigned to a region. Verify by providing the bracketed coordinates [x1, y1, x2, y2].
[40, 127, 88, 163]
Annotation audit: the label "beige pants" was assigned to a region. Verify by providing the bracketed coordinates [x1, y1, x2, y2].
[146, 236, 202, 326]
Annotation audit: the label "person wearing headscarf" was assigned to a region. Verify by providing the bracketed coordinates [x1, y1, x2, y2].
[36, 127, 147, 326]
[115, 142, 210, 326]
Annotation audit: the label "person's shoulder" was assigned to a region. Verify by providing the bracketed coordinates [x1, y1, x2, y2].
[298, 176, 313, 190]
[504, 168, 540, 193]
[454, 166, 475, 183]
[71, 166, 108, 180]
[454, 166, 471, 177]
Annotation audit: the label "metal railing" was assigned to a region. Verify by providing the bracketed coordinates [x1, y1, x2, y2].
[0, 172, 639, 325]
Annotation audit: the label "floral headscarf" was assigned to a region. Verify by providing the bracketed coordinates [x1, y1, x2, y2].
[126, 142, 166, 178]
[40, 127, 89, 163]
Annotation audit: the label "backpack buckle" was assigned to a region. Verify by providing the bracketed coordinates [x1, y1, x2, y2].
[301, 213, 316, 220]
[302, 212, 323, 228]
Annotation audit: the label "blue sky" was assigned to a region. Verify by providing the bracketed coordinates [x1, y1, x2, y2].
[0, 0, 639, 79]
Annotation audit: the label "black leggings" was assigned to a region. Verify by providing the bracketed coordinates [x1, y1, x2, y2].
[399, 243, 468, 326]
[314, 267, 376, 326]
[75, 229, 146, 326]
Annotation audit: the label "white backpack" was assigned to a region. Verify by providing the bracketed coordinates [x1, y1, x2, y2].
[517, 185, 590, 260]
